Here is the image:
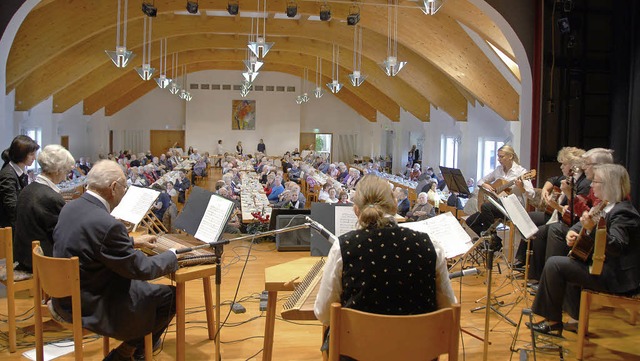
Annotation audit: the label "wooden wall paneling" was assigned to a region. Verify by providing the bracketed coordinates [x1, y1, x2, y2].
[150, 130, 185, 157]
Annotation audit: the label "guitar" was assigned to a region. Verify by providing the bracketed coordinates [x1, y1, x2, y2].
[545, 197, 577, 226]
[568, 200, 609, 275]
[543, 186, 563, 215]
[478, 169, 537, 206]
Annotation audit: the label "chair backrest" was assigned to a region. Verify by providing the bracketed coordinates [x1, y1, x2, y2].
[32, 241, 84, 361]
[328, 303, 460, 361]
[0, 227, 14, 275]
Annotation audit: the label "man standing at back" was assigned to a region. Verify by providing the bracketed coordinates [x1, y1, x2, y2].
[52, 160, 178, 361]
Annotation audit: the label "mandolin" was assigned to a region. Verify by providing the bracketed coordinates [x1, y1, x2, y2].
[478, 169, 537, 205]
[568, 200, 608, 273]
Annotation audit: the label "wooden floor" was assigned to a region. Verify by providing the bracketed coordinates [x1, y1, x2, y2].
[1, 169, 639, 360]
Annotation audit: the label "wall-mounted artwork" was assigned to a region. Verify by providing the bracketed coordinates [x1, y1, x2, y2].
[231, 100, 256, 130]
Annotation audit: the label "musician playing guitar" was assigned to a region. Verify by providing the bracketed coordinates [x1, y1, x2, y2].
[514, 147, 591, 274]
[526, 148, 613, 282]
[465, 145, 535, 250]
[529, 164, 640, 336]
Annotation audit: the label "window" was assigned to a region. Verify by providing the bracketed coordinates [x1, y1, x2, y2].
[315, 133, 332, 162]
[440, 136, 459, 168]
[22, 127, 42, 172]
[478, 139, 504, 180]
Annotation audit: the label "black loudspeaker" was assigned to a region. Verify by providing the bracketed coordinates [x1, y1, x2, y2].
[275, 215, 311, 251]
[286, 4, 297, 17]
[347, 13, 359, 26]
[227, 3, 239, 15]
[319, 7, 331, 21]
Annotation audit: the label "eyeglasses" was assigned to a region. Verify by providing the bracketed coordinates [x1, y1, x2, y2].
[591, 180, 603, 184]
[114, 180, 129, 191]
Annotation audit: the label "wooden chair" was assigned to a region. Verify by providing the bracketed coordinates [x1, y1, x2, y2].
[328, 303, 461, 361]
[576, 289, 640, 360]
[0, 227, 33, 352]
[31, 241, 153, 361]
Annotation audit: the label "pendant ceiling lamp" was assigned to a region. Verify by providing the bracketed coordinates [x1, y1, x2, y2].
[349, 25, 367, 87]
[420, 0, 446, 15]
[314, 57, 325, 98]
[105, 0, 135, 68]
[379, 0, 407, 77]
[135, 16, 155, 80]
[296, 68, 310, 104]
[247, 0, 274, 58]
[168, 53, 181, 95]
[326, 44, 343, 94]
[155, 38, 170, 88]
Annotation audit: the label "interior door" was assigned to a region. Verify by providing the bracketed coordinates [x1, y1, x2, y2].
[150, 130, 185, 156]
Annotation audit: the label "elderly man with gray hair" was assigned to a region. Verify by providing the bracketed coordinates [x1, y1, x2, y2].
[14, 144, 75, 271]
[52, 160, 178, 361]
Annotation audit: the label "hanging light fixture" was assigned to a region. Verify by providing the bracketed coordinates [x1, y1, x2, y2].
[155, 38, 170, 88]
[240, 81, 251, 97]
[314, 56, 324, 98]
[349, 25, 367, 87]
[169, 53, 181, 95]
[135, 16, 155, 80]
[242, 19, 261, 84]
[420, 0, 445, 15]
[296, 68, 309, 104]
[105, 0, 135, 68]
[326, 44, 343, 94]
[248, 0, 274, 59]
[379, 0, 407, 76]
[179, 65, 192, 101]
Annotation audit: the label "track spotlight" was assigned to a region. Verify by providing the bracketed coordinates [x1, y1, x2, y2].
[186, 1, 198, 14]
[347, 4, 360, 26]
[319, 4, 331, 21]
[286, 0, 298, 17]
[227, 0, 239, 15]
[141, 2, 157, 17]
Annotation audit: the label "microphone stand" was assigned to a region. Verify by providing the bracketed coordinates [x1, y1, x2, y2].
[173, 222, 313, 361]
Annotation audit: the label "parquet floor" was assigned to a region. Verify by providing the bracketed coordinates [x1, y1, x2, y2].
[1, 169, 639, 360]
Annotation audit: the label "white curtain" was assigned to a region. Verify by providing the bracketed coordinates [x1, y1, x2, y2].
[337, 134, 358, 164]
[113, 129, 145, 154]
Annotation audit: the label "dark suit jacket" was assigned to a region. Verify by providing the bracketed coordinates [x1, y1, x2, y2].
[0, 164, 25, 228]
[397, 198, 411, 217]
[52, 193, 178, 340]
[570, 200, 640, 294]
[14, 182, 66, 271]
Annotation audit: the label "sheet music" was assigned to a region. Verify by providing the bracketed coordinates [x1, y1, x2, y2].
[500, 194, 538, 239]
[400, 212, 473, 259]
[111, 186, 160, 224]
[194, 195, 234, 243]
[334, 206, 358, 237]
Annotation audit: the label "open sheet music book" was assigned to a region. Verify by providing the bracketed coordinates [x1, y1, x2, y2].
[111, 186, 160, 225]
[400, 212, 473, 259]
[174, 186, 235, 244]
[490, 194, 538, 239]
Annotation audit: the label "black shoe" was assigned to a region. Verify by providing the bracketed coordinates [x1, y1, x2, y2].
[526, 320, 563, 336]
[103, 349, 133, 361]
[512, 260, 525, 269]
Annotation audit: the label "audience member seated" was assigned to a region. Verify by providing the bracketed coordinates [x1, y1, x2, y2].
[426, 181, 441, 209]
[395, 187, 410, 217]
[193, 158, 207, 177]
[14, 145, 75, 271]
[406, 192, 436, 222]
[415, 172, 431, 194]
[175, 171, 191, 203]
[337, 191, 352, 205]
[288, 162, 302, 183]
[447, 192, 464, 210]
[151, 184, 171, 220]
[326, 187, 339, 204]
[267, 176, 285, 203]
[318, 183, 331, 202]
[336, 164, 349, 183]
[409, 163, 422, 181]
[343, 168, 361, 190]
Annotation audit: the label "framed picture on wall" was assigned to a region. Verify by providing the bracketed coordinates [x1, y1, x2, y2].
[231, 99, 256, 130]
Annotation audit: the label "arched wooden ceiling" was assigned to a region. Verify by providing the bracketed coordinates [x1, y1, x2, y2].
[6, 0, 520, 121]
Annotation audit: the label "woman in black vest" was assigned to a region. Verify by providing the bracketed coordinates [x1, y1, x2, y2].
[314, 175, 456, 325]
[0, 135, 40, 229]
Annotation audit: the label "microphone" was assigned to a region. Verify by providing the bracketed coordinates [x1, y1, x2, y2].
[449, 267, 480, 279]
[305, 216, 337, 244]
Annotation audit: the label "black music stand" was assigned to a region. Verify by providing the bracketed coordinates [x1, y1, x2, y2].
[439, 166, 470, 218]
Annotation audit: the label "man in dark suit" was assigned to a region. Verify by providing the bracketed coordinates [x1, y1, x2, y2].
[52, 160, 178, 361]
[395, 187, 411, 217]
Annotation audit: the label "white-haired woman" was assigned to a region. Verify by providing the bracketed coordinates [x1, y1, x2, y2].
[529, 164, 640, 336]
[14, 144, 75, 271]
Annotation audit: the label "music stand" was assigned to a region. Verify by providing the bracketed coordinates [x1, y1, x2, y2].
[439, 166, 471, 196]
